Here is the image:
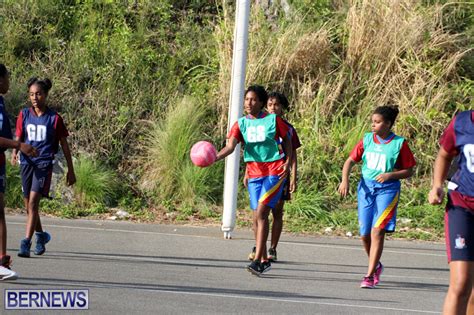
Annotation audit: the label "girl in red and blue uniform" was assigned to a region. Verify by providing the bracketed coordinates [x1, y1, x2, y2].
[265, 92, 301, 262]
[12, 77, 76, 258]
[216, 85, 292, 276]
[429, 110, 474, 314]
[339, 105, 416, 288]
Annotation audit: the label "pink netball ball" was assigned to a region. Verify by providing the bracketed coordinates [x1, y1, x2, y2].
[190, 141, 217, 167]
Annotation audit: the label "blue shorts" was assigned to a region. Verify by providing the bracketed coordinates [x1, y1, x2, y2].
[357, 178, 400, 236]
[445, 191, 474, 262]
[21, 163, 53, 198]
[247, 176, 286, 210]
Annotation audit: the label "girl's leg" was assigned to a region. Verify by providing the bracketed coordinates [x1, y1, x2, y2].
[25, 192, 42, 239]
[361, 234, 371, 257]
[24, 197, 43, 233]
[23, 197, 28, 214]
[443, 261, 474, 315]
[254, 203, 272, 261]
[247, 178, 260, 260]
[0, 193, 6, 256]
[366, 227, 385, 276]
[270, 199, 284, 249]
[248, 178, 259, 242]
[0, 192, 17, 278]
[252, 210, 258, 241]
[467, 283, 474, 315]
[35, 213, 44, 233]
[247, 210, 258, 260]
[357, 179, 376, 259]
[366, 182, 399, 278]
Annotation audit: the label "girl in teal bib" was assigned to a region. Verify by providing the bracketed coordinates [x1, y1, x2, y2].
[338, 105, 416, 288]
[216, 85, 292, 276]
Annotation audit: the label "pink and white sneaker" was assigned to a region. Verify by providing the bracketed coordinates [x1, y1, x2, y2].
[360, 276, 375, 289]
[374, 262, 384, 286]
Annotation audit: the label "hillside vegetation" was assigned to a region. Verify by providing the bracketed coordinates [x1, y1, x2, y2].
[0, 0, 472, 239]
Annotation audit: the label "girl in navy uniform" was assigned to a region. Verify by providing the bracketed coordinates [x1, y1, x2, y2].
[12, 77, 76, 258]
[0, 64, 37, 278]
[429, 110, 474, 314]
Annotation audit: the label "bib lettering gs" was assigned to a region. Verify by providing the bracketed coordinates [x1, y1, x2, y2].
[361, 132, 404, 180]
[238, 114, 281, 162]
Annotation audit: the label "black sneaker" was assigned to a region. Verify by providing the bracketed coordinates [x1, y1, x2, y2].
[248, 246, 256, 261]
[246, 260, 262, 276]
[261, 260, 272, 274]
[268, 248, 277, 262]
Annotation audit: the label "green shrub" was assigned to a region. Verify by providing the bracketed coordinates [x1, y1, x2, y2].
[73, 156, 118, 207]
[5, 163, 24, 209]
[286, 190, 339, 225]
[140, 96, 223, 210]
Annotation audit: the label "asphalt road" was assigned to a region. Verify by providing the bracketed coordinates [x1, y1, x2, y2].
[0, 215, 448, 314]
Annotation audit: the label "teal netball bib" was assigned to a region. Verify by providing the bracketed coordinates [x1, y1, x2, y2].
[238, 113, 281, 162]
[361, 132, 404, 180]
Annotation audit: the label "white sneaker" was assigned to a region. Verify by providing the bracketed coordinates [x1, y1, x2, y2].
[0, 265, 18, 281]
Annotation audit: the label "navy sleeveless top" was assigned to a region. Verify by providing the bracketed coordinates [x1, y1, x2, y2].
[451, 110, 474, 197]
[17, 107, 65, 166]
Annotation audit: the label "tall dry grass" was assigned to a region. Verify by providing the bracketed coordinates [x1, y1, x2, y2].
[213, 0, 472, 212]
[214, 3, 332, 136]
[340, 0, 470, 173]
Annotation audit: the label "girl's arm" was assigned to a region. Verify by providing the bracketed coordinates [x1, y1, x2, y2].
[428, 147, 454, 204]
[243, 167, 249, 188]
[289, 148, 297, 193]
[215, 137, 239, 162]
[60, 137, 76, 186]
[338, 157, 356, 197]
[280, 134, 292, 179]
[11, 136, 20, 165]
[375, 167, 414, 183]
[0, 137, 37, 157]
[376, 140, 416, 183]
[12, 113, 23, 165]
